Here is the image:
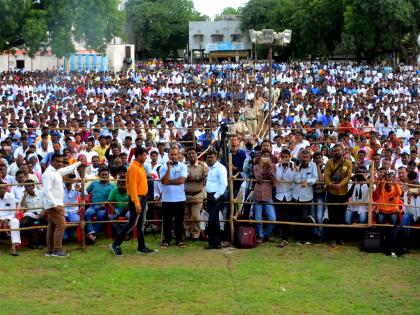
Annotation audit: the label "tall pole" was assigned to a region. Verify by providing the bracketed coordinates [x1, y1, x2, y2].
[228, 153, 235, 242]
[268, 45, 273, 139]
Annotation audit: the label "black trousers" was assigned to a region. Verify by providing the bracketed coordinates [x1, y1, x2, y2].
[207, 193, 225, 247]
[113, 197, 147, 250]
[278, 198, 311, 243]
[326, 192, 348, 242]
[162, 201, 185, 244]
[20, 215, 48, 245]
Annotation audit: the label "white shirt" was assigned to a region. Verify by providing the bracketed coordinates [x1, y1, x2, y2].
[206, 161, 228, 199]
[292, 162, 318, 202]
[22, 190, 44, 218]
[275, 164, 295, 201]
[403, 192, 420, 221]
[347, 183, 369, 213]
[42, 162, 81, 209]
[0, 192, 17, 220]
[159, 162, 188, 202]
[157, 152, 169, 165]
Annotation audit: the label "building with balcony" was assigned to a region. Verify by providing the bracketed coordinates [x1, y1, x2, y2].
[188, 15, 251, 63]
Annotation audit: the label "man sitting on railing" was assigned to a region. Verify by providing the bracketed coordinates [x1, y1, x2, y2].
[374, 172, 402, 225]
[84, 166, 115, 242]
[19, 179, 46, 249]
[0, 181, 21, 256]
[401, 179, 420, 247]
[62, 173, 81, 241]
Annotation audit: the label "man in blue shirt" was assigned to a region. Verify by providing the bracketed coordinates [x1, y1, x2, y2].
[159, 147, 188, 248]
[321, 109, 334, 127]
[84, 166, 115, 242]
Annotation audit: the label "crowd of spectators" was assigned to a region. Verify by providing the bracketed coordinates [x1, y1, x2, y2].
[0, 61, 419, 255]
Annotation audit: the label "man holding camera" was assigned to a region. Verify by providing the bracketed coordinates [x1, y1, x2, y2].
[324, 145, 352, 248]
[160, 147, 188, 248]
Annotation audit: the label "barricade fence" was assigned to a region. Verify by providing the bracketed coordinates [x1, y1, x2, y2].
[1, 152, 419, 251]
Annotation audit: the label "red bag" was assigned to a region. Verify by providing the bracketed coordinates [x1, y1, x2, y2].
[235, 226, 257, 249]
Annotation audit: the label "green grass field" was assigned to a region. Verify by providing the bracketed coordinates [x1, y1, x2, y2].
[0, 237, 419, 315]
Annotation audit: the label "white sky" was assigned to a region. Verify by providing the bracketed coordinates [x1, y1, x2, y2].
[193, 0, 248, 20]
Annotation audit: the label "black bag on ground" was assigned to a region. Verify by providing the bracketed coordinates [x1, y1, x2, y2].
[361, 230, 382, 252]
[235, 226, 257, 249]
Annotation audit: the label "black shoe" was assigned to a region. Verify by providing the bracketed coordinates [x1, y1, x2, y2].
[45, 250, 53, 257]
[51, 250, 70, 257]
[137, 247, 158, 254]
[110, 244, 123, 257]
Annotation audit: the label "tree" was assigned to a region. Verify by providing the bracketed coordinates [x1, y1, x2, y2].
[342, 0, 418, 63]
[215, 7, 242, 20]
[125, 0, 203, 58]
[0, 0, 123, 58]
[240, 0, 279, 32]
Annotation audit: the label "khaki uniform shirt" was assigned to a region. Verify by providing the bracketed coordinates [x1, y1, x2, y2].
[244, 106, 258, 120]
[230, 121, 249, 136]
[185, 161, 209, 200]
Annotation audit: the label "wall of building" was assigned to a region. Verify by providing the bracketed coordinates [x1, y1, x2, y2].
[105, 44, 135, 71]
[189, 18, 251, 52]
[0, 53, 64, 72]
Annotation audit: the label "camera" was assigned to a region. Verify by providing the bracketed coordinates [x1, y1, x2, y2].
[355, 174, 365, 182]
[385, 172, 395, 179]
[332, 175, 340, 183]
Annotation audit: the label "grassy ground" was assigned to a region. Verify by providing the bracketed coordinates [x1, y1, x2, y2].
[0, 237, 419, 315]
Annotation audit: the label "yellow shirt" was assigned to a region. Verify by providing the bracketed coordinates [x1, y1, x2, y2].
[325, 158, 353, 196]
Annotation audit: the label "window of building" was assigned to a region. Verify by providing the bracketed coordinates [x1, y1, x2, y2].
[231, 34, 241, 42]
[211, 34, 224, 42]
[193, 34, 204, 44]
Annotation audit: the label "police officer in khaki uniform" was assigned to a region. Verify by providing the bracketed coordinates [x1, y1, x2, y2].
[244, 101, 258, 135]
[184, 147, 208, 240]
[230, 111, 249, 146]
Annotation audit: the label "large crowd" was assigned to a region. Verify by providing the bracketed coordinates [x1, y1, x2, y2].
[0, 61, 419, 256]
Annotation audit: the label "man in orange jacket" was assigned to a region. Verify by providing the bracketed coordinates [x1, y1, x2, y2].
[110, 147, 157, 256]
[375, 172, 402, 225]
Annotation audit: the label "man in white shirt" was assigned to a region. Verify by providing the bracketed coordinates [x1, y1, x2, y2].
[275, 148, 296, 247]
[159, 147, 187, 248]
[42, 153, 83, 257]
[205, 149, 227, 249]
[0, 182, 20, 255]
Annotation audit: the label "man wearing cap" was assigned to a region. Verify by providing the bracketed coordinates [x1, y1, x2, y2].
[244, 101, 258, 136]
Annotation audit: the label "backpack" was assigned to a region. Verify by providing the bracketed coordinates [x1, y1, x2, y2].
[235, 226, 257, 249]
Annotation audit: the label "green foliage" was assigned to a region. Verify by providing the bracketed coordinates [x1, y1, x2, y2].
[126, 0, 204, 58]
[215, 7, 242, 20]
[0, 0, 123, 58]
[240, 0, 419, 62]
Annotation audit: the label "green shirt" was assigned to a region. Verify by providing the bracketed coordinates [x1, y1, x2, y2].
[108, 187, 129, 210]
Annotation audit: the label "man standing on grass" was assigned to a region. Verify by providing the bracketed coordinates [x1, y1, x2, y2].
[111, 147, 157, 256]
[159, 146, 188, 249]
[205, 150, 228, 249]
[324, 145, 352, 248]
[42, 153, 83, 257]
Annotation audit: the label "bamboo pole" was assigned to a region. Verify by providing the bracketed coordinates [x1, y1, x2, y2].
[80, 178, 87, 250]
[228, 152, 235, 242]
[368, 161, 375, 227]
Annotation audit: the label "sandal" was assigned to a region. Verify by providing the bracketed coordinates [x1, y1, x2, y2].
[160, 242, 169, 249]
[177, 242, 187, 248]
[10, 248, 19, 256]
